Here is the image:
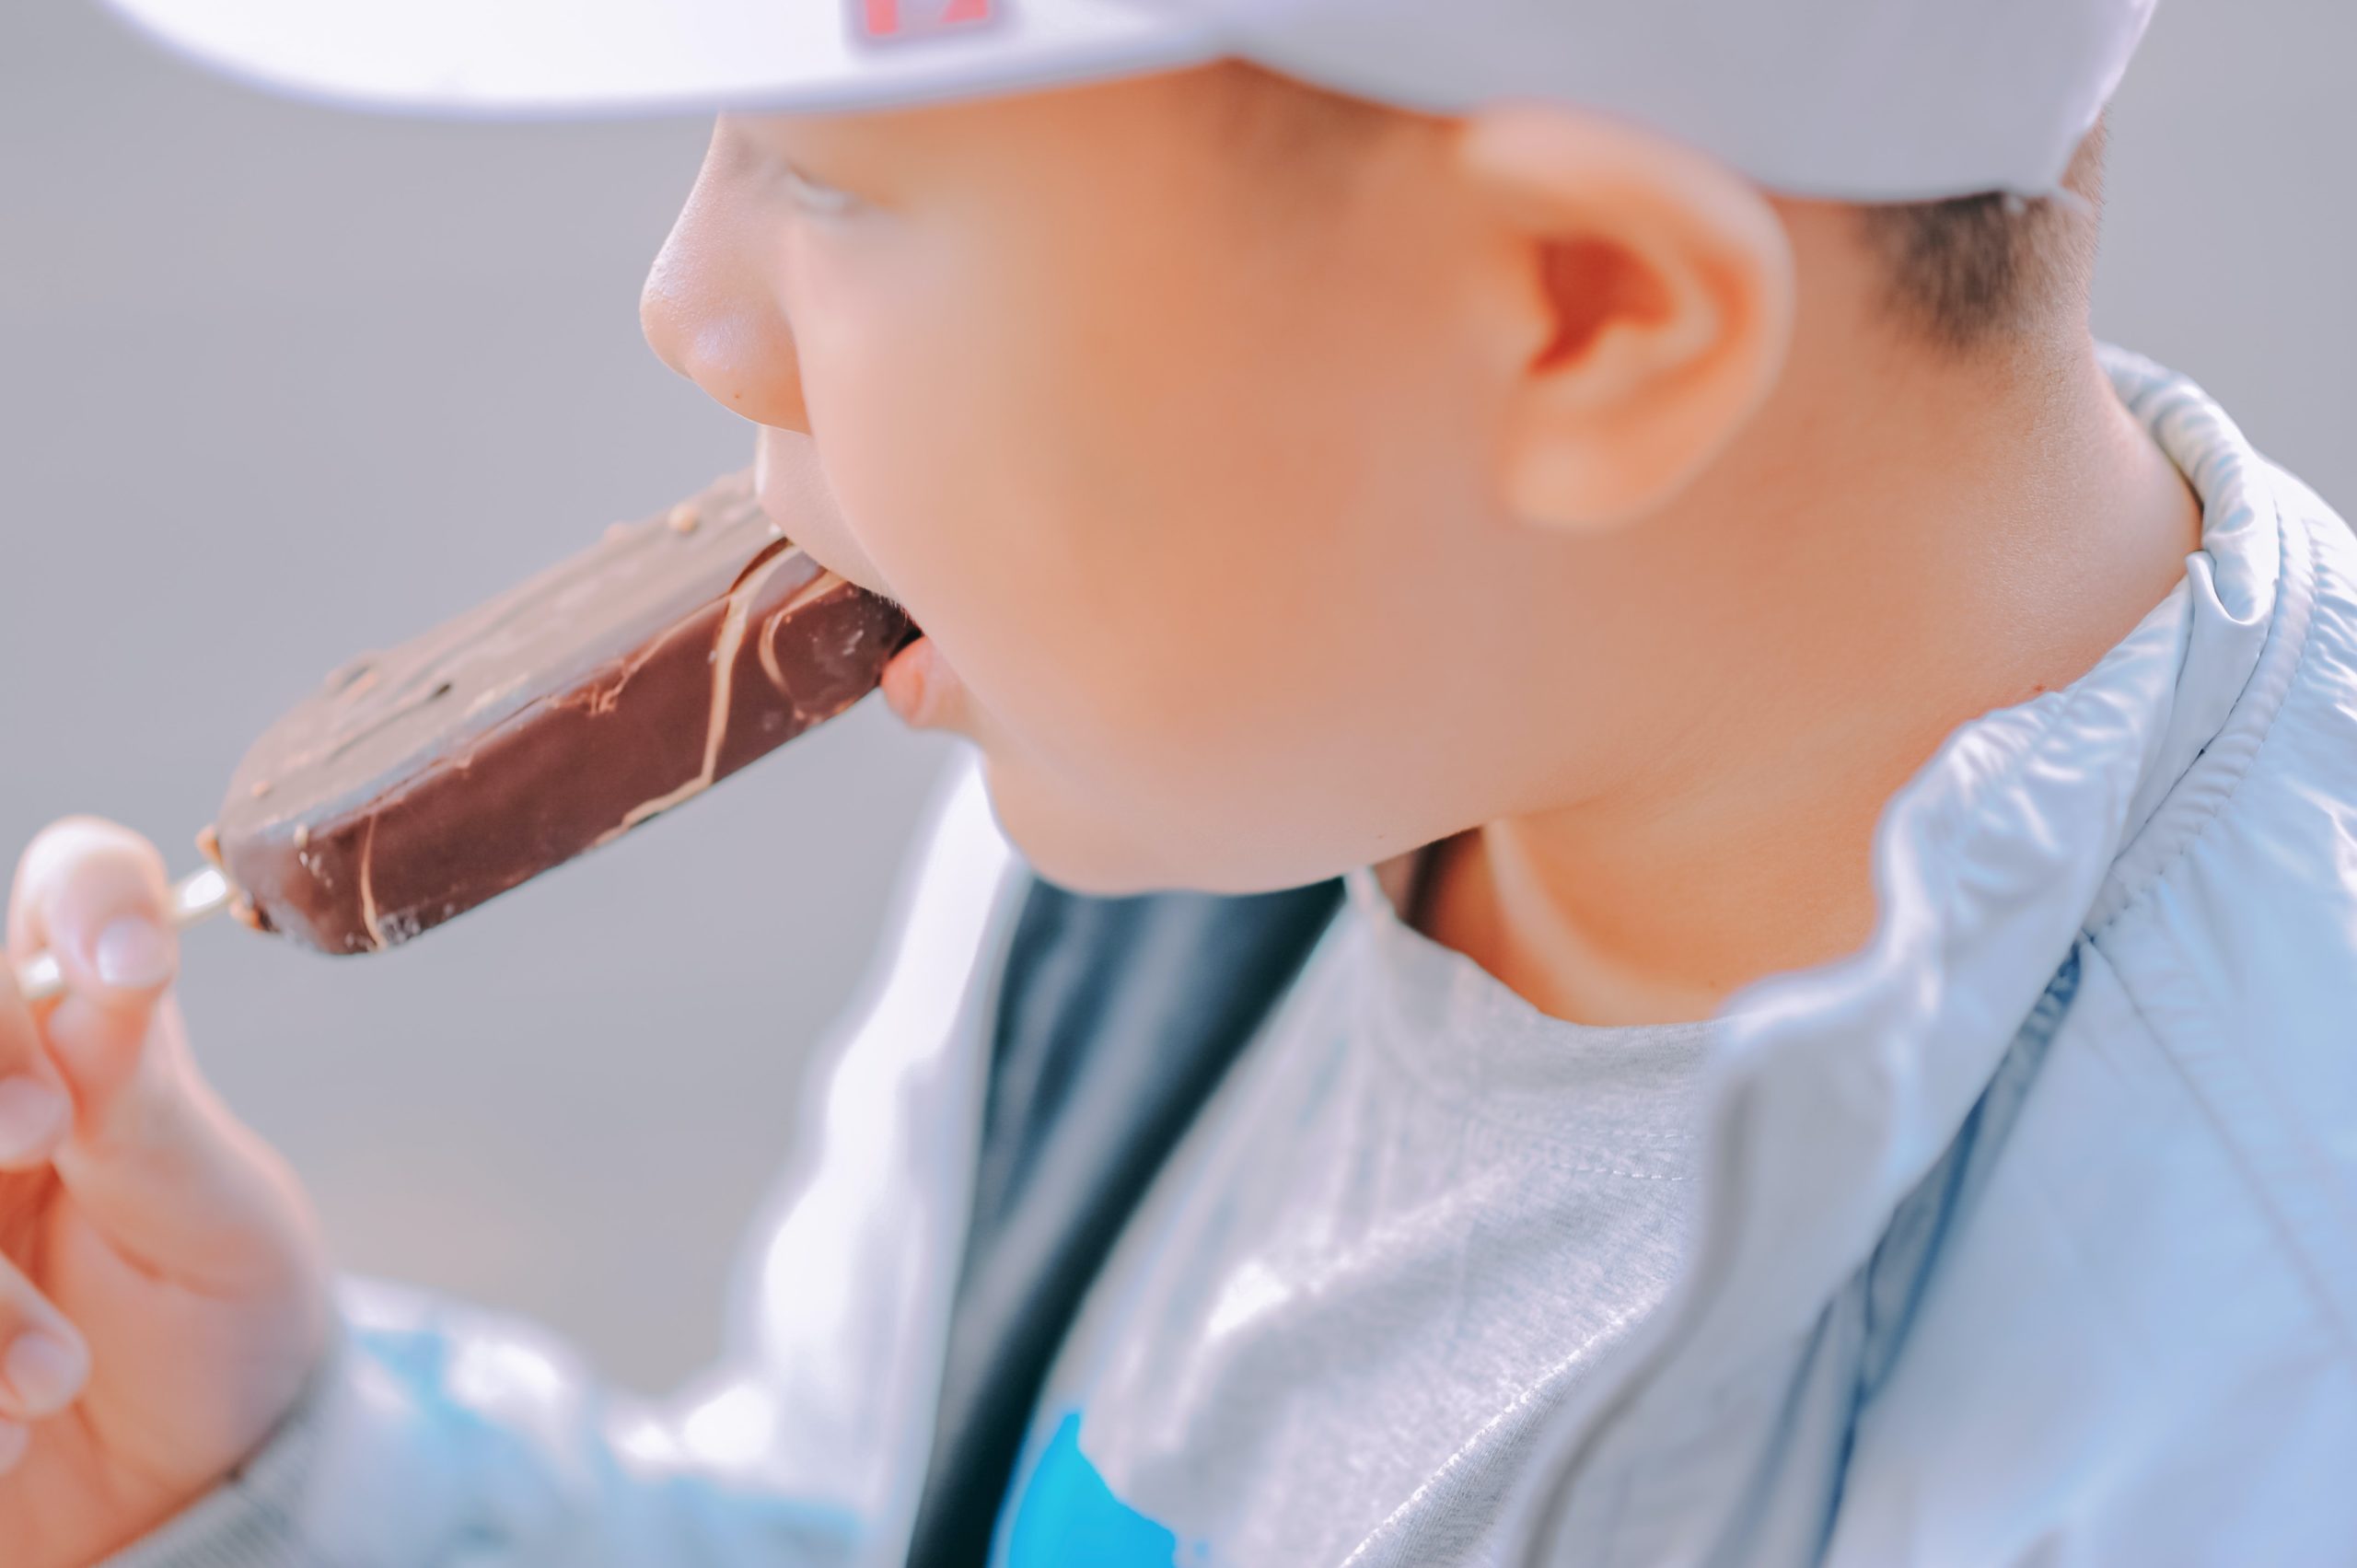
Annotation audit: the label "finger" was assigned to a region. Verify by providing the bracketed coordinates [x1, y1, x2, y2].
[0, 1251, 90, 1423]
[30, 991, 316, 1307]
[10, 820, 179, 1138]
[10, 817, 179, 1009]
[0, 1416, 25, 1474]
[6, 824, 309, 1297]
[0, 965, 72, 1171]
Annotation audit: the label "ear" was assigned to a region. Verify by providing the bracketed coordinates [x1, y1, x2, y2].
[1457, 106, 1795, 531]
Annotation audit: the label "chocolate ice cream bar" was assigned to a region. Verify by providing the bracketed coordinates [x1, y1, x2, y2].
[208, 470, 915, 955]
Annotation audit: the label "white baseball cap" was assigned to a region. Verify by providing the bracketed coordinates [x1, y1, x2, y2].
[100, 0, 2154, 201]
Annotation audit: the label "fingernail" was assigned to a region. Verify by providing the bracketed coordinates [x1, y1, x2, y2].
[0, 1077, 68, 1163]
[0, 1417, 26, 1471]
[93, 913, 171, 991]
[5, 1332, 81, 1412]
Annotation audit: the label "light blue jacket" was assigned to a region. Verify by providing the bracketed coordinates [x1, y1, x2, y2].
[111, 348, 2357, 1565]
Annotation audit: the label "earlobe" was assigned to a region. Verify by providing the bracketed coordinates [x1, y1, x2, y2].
[1460, 107, 1795, 532]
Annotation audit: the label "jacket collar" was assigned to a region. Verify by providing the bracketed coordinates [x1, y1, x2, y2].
[1507, 344, 2311, 1551]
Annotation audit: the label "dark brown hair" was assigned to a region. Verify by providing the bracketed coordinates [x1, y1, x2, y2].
[1213, 64, 2108, 354]
[1856, 115, 2108, 350]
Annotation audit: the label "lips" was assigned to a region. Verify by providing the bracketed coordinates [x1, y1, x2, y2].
[751, 436, 895, 599]
[881, 633, 958, 729]
[826, 557, 931, 723]
[747, 436, 941, 724]
[821, 561, 936, 727]
[768, 510, 892, 602]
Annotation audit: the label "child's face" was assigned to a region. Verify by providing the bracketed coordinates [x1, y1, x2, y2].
[644, 67, 1668, 894]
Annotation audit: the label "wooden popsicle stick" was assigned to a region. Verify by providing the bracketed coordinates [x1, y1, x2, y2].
[13, 865, 237, 1005]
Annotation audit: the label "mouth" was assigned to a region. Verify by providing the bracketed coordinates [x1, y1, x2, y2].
[747, 435, 936, 720]
[804, 541, 893, 603]
[750, 435, 897, 598]
[840, 569, 923, 651]
[880, 630, 957, 729]
[770, 512, 892, 603]
[795, 547, 930, 721]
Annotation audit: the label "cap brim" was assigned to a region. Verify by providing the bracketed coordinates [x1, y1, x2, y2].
[99, 0, 1224, 121]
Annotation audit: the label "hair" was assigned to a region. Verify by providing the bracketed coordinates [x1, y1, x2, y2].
[1856, 115, 2108, 351]
[1207, 63, 2108, 355]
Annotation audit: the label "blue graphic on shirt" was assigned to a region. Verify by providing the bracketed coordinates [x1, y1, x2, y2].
[1003, 1411, 1188, 1567]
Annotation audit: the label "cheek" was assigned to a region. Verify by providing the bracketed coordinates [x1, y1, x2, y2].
[792, 230, 1288, 755]
[787, 192, 1517, 887]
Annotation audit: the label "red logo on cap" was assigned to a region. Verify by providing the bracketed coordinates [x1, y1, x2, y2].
[861, 0, 994, 41]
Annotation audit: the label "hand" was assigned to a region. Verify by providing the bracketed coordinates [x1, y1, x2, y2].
[0, 819, 328, 1567]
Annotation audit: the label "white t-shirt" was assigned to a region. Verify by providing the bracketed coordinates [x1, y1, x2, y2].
[989, 853, 1722, 1567]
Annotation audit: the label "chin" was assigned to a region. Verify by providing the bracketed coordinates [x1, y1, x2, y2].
[977, 750, 1329, 900]
[976, 751, 1210, 898]
[983, 774, 1167, 897]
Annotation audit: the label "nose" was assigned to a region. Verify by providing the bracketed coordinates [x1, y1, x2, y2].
[642, 123, 812, 432]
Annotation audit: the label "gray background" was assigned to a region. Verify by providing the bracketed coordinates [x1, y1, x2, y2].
[2, 2, 2350, 1395]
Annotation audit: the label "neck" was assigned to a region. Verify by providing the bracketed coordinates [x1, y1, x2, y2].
[1421, 331, 2205, 1028]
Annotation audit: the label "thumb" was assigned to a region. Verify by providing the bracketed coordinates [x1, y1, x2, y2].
[10, 821, 306, 1294]
[9, 818, 179, 1132]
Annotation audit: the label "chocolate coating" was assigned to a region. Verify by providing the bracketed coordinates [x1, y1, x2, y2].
[213, 470, 916, 955]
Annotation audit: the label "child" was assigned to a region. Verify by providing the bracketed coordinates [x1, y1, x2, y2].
[3, 0, 2352, 1562]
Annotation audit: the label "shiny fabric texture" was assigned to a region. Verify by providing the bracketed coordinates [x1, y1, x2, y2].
[108, 346, 2357, 1565]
